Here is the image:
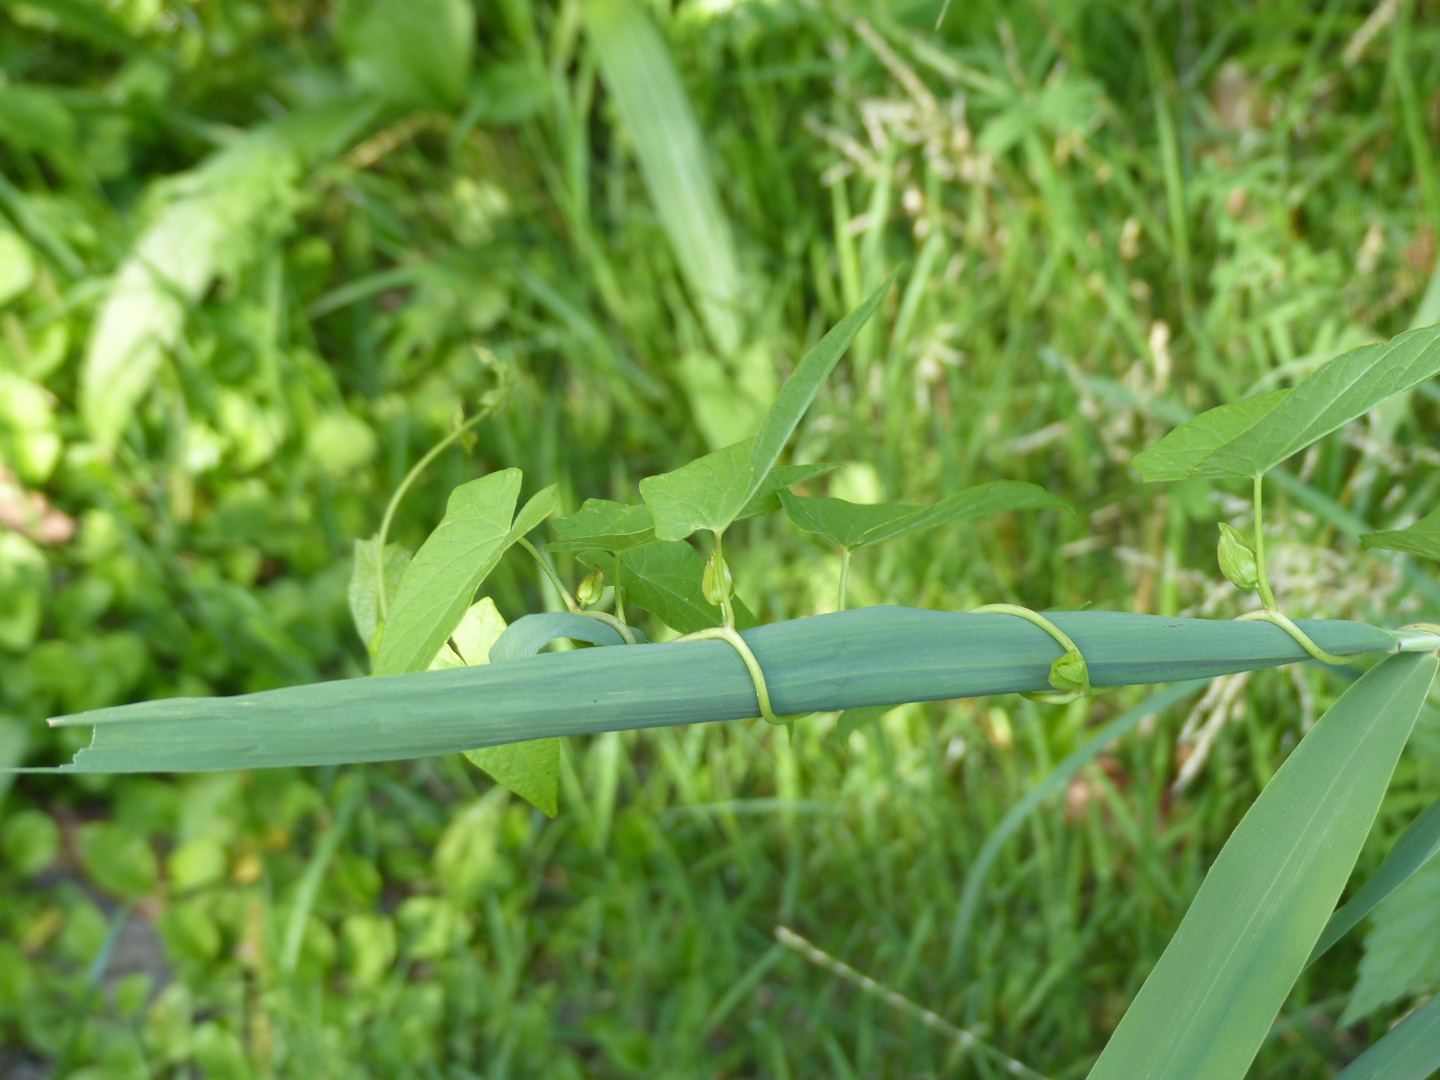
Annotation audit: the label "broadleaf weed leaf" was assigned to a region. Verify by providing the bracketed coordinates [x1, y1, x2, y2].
[464, 741, 559, 817]
[507, 484, 559, 544]
[548, 498, 656, 554]
[639, 439, 754, 542]
[735, 463, 839, 520]
[779, 481, 1071, 551]
[746, 273, 893, 502]
[373, 469, 521, 676]
[1362, 506, 1440, 560]
[348, 537, 412, 658]
[1135, 323, 1440, 482]
[618, 540, 757, 634]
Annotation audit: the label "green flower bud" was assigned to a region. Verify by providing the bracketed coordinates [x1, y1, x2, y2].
[702, 550, 733, 606]
[577, 565, 605, 607]
[1217, 523, 1259, 591]
[1048, 648, 1090, 696]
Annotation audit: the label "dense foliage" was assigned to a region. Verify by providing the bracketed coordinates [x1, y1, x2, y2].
[5, 0, 1440, 1075]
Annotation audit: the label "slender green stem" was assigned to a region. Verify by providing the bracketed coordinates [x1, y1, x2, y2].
[970, 603, 1091, 696]
[838, 547, 851, 612]
[1235, 609, 1364, 666]
[1253, 473, 1279, 612]
[375, 411, 490, 621]
[613, 552, 625, 626]
[675, 626, 802, 726]
[714, 530, 735, 629]
[517, 536, 579, 613]
[579, 609, 636, 646]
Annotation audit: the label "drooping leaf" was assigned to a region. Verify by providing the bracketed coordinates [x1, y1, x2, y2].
[617, 540, 757, 634]
[548, 499, 656, 554]
[1130, 390, 1290, 482]
[1333, 990, 1440, 1080]
[373, 470, 522, 677]
[336, 0, 473, 109]
[746, 275, 892, 498]
[1135, 323, 1440, 481]
[1088, 651, 1438, 1080]
[348, 538, 412, 657]
[640, 439, 754, 542]
[44, 612, 1399, 773]
[1343, 855, 1440, 1024]
[779, 481, 1071, 551]
[443, 600, 559, 817]
[582, 0, 744, 354]
[1311, 792, 1440, 966]
[464, 740, 558, 817]
[735, 463, 839, 521]
[1363, 506, 1440, 561]
[831, 704, 893, 747]
[507, 484, 559, 544]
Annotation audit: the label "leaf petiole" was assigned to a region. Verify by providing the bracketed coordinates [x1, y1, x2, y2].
[517, 536, 579, 613]
[838, 547, 851, 611]
[1252, 473, 1279, 612]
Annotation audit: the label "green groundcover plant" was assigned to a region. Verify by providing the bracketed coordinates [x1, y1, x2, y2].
[23, 282, 1440, 1079]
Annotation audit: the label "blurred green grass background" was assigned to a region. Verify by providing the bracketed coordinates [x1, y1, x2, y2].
[4, 0, 1440, 1075]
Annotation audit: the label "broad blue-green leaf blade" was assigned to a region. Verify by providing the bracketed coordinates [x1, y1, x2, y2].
[1332, 990, 1440, 1080]
[548, 499, 656, 554]
[373, 470, 521, 677]
[639, 439, 754, 542]
[1131, 390, 1290, 482]
[618, 540, 757, 634]
[507, 484, 559, 543]
[747, 275, 892, 501]
[348, 537, 412, 658]
[1310, 792, 1440, 965]
[735, 462, 839, 521]
[1087, 651, 1438, 1080]
[42, 611, 1398, 773]
[1363, 506, 1440, 560]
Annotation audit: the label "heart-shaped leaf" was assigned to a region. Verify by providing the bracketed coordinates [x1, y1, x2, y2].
[348, 538, 412, 657]
[373, 470, 522, 676]
[779, 481, 1072, 551]
[1362, 506, 1440, 560]
[617, 540, 757, 634]
[735, 462, 840, 520]
[1134, 324, 1440, 481]
[548, 499, 657, 555]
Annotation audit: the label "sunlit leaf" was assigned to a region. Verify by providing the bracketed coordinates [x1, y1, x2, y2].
[640, 439, 754, 542]
[348, 538, 412, 658]
[747, 275, 892, 498]
[1333, 990, 1440, 1080]
[1135, 324, 1440, 481]
[1362, 506, 1440, 560]
[1088, 651, 1437, 1080]
[373, 470, 521, 677]
[507, 484, 559, 544]
[451, 597, 507, 666]
[548, 499, 656, 554]
[464, 740, 558, 817]
[618, 540, 756, 634]
[779, 481, 1071, 551]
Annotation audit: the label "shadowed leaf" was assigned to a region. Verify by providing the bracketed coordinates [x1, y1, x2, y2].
[1363, 507, 1440, 560]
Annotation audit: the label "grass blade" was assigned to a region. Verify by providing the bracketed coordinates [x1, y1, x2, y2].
[1310, 793, 1440, 966]
[42, 610, 1398, 773]
[583, 0, 744, 354]
[945, 681, 1205, 977]
[1087, 651, 1438, 1080]
[1332, 992, 1440, 1080]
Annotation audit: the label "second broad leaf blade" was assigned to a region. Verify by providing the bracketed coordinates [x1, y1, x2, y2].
[1088, 651, 1438, 1080]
